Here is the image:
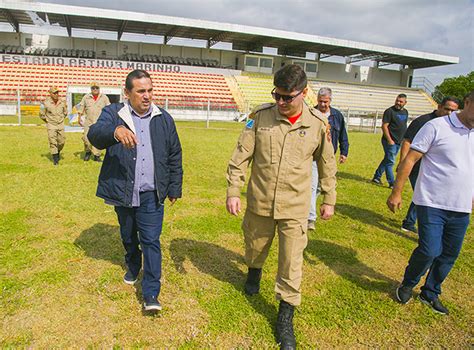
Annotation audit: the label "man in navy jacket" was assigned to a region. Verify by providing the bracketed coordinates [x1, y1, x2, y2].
[88, 69, 183, 311]
[308, 87, 349, 230]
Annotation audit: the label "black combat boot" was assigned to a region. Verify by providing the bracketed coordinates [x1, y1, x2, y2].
[276, 300, 296, 350]
[84, 151, 91, 161]
[52, 153, 59, 165]
[244, 268, 262, 295]
[93, 155, 102, 162]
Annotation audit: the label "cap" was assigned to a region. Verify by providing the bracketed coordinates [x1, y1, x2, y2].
[90, 82, 100, 88]
[49, 86, 59, 93]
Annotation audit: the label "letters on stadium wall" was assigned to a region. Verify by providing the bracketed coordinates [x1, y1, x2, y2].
[0, 54, 182, 73]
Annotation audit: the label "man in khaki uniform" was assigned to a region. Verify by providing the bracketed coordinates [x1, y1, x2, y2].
[40, 86, 67, 165]
[226, 64, 337, 350]
[78, 82, 110, 161]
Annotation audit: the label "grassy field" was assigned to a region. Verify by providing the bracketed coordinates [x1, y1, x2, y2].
[0, 122, 472, 348]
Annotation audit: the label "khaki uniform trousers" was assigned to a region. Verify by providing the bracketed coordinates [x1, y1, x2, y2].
[82, 124, 101, 156]
[47, 125, 65, 155]
[242, 209, 308, 306]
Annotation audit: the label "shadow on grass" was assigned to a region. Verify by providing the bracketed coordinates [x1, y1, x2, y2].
[305, 239, 398, 293]
[337, 203, 417, 242]
[169, 238, 278, 332]
[337, 171, 371, 183]
[74, 223, 123, 265]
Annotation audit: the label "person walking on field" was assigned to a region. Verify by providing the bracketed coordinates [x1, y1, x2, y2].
[372, 94, 409, 188]
[78, 82, 110, 162]
[397, 97, 459, 234]
[226, 64, 337, 350]
[39, 86, 68, 166]
[308, 87, 349, 230]
[387, 90, 474, 315]
[88, 69, 183, 312]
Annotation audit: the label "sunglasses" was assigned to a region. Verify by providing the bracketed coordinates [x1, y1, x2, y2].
[91, 86, 99, 90]
[271, 88, 303, 103]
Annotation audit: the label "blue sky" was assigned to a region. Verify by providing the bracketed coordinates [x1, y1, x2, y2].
[25, 0, 474, 86]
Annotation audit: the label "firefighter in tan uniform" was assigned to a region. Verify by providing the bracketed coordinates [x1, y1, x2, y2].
[78, 82, 110, 161]
[226, 65, 337, 350]
[39, 86, 68, 165]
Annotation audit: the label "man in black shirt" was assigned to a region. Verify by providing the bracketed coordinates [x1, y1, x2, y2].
[398, 96, 460, 233]
[372, 94, 409, 188]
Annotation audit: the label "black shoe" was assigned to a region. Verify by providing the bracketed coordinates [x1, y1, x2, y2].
[143, 295, 162, 311]
[396, 284, 413, 304]
[419, 293, 449, 315]
[52, 153, 59, 165]
[307, 220, 315, 231]
[123, 270, 138, 285]
[371, 178, 382, 185]
[276, 300, 296, 350]
[401, 224, 417, 234]
[83, 152, 91, 161]
[388, 183, 394, 189]
[244, 268, 262, 295]
[93, 155, 102, 162]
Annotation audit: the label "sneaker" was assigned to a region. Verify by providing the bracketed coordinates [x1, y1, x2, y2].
[371, 178, 382, 185]
[396, 284, 413, 304]
[419, 293, 449, 315]
[401, 224, 418, 234]
[143, 295, 162, 311]
[307, 220, 315, 231]
[123, 270, 138, 285]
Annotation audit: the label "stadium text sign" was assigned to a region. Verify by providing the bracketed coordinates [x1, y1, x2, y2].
[0, 54, 181, 72]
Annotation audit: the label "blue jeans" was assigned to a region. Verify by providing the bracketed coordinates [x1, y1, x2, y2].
[402, 172, 418, 228]
[308, 161, 320, 221]
[402, 206, 470, 300]
[115, 191, 164, 298]
[373, 138, 400, 185]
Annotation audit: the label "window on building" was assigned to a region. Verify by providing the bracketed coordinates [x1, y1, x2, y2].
[245, 56, 259, 67]
[260, 57, 273, 68]
[306, 63, 317, 73]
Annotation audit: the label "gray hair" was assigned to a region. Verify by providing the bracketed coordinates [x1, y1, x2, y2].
[318, 87, 332, 98]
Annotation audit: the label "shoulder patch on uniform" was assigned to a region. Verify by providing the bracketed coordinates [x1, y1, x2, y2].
[251, 103, 275, 115]
[245, 119, 255, 129]
[309, 107, 328, 125]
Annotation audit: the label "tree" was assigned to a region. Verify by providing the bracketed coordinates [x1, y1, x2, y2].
[433, 71, 474, 107]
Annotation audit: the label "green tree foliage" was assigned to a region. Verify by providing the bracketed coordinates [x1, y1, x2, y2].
[434, 71, 474, 107]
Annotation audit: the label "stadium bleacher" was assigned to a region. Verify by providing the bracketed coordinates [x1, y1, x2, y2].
[309, 80, 436, 118]
[0, 61, 238, 111]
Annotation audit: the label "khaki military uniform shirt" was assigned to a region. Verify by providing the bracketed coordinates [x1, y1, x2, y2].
[227, 103, 337, 220]
[40, 97, 67, 129]
[78, 93, 110, 126]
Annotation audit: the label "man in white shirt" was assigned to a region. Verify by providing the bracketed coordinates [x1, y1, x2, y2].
[387, 90, 474, 315]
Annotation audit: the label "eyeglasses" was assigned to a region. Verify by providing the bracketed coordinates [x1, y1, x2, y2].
[271, 88, 303, 103]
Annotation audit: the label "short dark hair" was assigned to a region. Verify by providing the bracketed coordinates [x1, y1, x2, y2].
[397, 93, 407, 99]
[273, 64, 307, 92]
[125, 69, 151, 91]
[440, 96, 460, 106]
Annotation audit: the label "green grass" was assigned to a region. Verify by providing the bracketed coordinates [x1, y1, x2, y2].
[0, 123, 472, 348]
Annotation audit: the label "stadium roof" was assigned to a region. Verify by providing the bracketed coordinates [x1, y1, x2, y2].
[0, 0, 459, 69]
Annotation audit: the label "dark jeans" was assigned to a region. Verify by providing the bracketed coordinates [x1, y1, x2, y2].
[373, 138, 400, 185]
[115, 191, 164, 298]
[402, 206, 469, 300]
[402, 171, 418, 228]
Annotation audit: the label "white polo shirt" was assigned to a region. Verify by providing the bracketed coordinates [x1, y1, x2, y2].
[411, 112, 474, 213]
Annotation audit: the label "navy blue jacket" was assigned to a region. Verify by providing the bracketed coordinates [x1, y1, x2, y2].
[316, 106, 349, 156]
[88, 102, 183, 207]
